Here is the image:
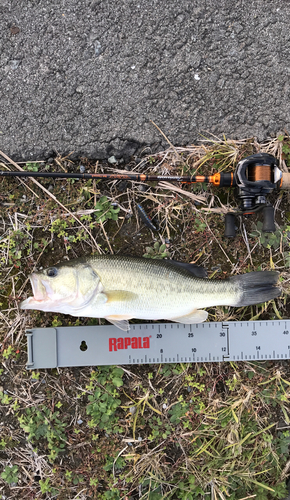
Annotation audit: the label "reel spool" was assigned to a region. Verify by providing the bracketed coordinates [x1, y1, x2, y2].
[247, 164, 272, 182]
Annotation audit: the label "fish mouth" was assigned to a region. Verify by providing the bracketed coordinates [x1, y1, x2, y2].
[29, 273, 47, 301]
[20, 274, 48, 310]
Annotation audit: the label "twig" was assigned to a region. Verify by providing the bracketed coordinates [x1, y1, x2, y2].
[0, 150, 102, 253]
[150, 120, 180, 158]
[99, 219, 113, 254]
[241, 222, 253, 266]
[202, 213, 233, 265]
[0, 161, 40, 198]
[158, 181, 207, 204]
[113, 445, 128, 480]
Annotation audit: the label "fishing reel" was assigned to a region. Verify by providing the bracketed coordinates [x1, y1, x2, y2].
[224, 153, 290, 238]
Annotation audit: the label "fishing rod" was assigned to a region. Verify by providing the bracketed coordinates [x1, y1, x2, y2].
[0, 169, 230, 183]
[1, 153, 290, 237]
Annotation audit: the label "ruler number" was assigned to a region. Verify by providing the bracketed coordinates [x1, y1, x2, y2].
[192, 348, 197, 352]
[221, 347, 226, 352]
[256, 346, 260, 350]
[251, 331, 257, 336]
[219, 332, 225, 337]
[188, 332, 194, 337]
[283, 330, 289, 335]
[156, 334, 162, 338]
[160, 349, 163, 353]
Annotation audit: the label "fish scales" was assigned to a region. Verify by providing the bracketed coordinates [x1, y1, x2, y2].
[86, 255, 238, 311]
[20, 255, 280, 331]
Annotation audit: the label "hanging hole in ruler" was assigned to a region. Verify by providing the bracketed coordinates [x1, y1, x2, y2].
[80, 340, 88, 352]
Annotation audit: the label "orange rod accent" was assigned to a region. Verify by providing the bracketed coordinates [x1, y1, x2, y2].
[210, 173, 221, 186]
[194, 175, 206, 182]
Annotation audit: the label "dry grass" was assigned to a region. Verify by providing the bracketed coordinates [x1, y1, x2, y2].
[1, 134, 290, 499]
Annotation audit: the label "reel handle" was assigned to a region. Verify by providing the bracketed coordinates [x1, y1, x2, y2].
[262, 206, 275, 233]
[224, 213, 236, 238]
[224, 206, 275, 238]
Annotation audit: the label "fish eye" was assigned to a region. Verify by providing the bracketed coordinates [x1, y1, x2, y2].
[46, 267, 58, 278]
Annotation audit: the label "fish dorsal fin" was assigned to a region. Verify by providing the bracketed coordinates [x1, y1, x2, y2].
[171, 309, 208, 324]
[106, 314, 132, 331]
[105, 290, 137, 303]
[168, 260, 208, 278]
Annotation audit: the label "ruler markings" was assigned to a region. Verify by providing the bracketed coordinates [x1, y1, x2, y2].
[26, 320, 290, 369]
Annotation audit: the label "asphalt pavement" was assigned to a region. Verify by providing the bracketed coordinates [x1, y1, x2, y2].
[1, 0, 290, 161]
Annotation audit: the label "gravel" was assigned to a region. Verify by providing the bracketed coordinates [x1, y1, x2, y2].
[0, 0, 289, 161]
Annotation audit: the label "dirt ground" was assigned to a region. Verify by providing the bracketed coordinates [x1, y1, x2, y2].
[1, 137, 290, 499]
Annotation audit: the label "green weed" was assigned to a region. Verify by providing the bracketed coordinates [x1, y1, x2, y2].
[2, 345, 15, 360]
[85, 366, 124, 433]
[39, 477, 59, 495]
[168, 397, 189, 424]
[18, 405, 67, 461]
[143, 241, 169, 259]
[0, 390, 12, 405]
[101, 489, 121, 499]
[1, 465, 19, 484]
[249, 221, 282, 249]
[194, 135, 244, 171]
[279, 134, 290, 166]
[0, 229, 31, 266]
[193, 218, 207, 232]
[249, 220, 290, 265]
[39, 477, 51, 493]
[49, 217, 90, 249]
[140, 479, 164, 499]
[122, 389, 162, 440]
[31, 371, 40, 380]
[23, 162, 39, 172]
[94, 196, 120, 223]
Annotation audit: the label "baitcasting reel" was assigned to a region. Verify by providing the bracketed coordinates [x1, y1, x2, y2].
[223, 153, 290, 238]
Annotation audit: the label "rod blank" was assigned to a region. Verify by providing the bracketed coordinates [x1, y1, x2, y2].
[0, 170, 211, 183]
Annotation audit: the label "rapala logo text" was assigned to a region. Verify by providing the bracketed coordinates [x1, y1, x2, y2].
[109, 336, 150, 352]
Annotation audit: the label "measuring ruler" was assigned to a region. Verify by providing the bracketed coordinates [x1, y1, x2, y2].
[26, 319, 290, 369]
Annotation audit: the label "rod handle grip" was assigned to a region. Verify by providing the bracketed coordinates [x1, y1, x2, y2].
[282, 172, 290, 189]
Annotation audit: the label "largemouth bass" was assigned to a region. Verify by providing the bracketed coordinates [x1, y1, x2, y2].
[20, 255, 280, 330]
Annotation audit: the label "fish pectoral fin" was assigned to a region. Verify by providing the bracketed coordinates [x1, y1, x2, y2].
[171, 309, 208, 324]
[106, 314, 133, 331]
[105, 290, 137, 303]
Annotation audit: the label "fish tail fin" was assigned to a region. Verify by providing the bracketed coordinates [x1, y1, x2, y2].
[230, 271, 280, 307]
